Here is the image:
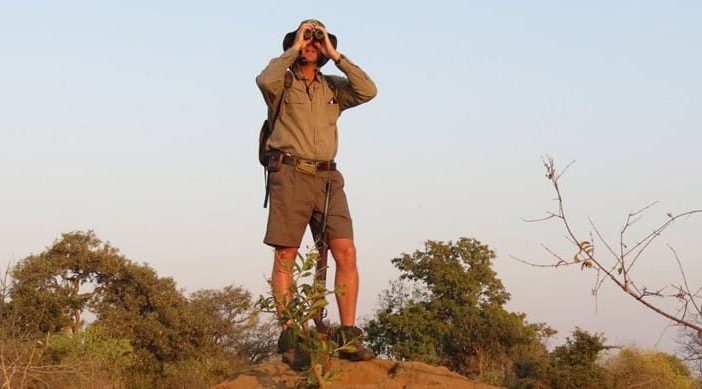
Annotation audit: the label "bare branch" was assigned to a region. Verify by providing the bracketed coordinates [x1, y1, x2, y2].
[509, 254, 568, 268]
[630, 201, 660, 218]
[626, 210, 702, 273]
[668, 244, 702, 317]
[588, 218, 620, 266]
[542, 243, 571, 265]
[693, 285, 702, 300]
[586, 218, 630, 297]
[520, 157, 702, 335]
[543, 156, 576, 182]
[618, 202, 659, 260]
[521, 213, 560, 223]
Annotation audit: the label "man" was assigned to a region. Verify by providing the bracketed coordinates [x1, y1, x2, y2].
[256, 19, 377, 368]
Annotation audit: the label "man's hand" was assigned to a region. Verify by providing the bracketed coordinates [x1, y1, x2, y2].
[314, 26, 341, 62]
[291, 21, 315, 51]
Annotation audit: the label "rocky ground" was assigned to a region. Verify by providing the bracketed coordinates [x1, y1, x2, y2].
[214, 357, 501, 388]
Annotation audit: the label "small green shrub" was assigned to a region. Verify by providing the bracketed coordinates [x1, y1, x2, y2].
[45, 326, 135, 379]
[256, 249, 340, 388]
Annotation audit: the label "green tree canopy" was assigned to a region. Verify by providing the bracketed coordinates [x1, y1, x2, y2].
[546, 328, 611, 388]
[7, 231, 197, 372]
[5, 230, 276, 386]
[364, 237, 553, 385]
[9, 230, 127, 334]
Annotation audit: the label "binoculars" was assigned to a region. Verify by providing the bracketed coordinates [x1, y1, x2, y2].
[304, 28, 325, 41]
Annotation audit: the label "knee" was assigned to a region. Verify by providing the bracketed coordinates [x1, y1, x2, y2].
[332, 242, 357, 272]
[275, 246, 298, 259]
[274, 247, 298, 272]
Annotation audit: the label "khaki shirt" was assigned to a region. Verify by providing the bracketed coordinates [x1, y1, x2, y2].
[256, 48, 377, 161]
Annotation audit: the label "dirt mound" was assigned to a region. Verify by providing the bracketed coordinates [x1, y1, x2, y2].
[214, 357, 501, 388]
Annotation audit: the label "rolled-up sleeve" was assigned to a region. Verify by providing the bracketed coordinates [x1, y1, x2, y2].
[333, 55, 377, 111]
[256, 48, 299, 107]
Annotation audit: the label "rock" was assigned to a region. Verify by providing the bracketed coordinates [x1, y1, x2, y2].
[214, 357, 501, 388]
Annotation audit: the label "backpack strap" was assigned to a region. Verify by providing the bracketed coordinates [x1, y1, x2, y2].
[263, 71, 293, 208]
[269, 71, 293, 138]
[285, 70, 293, 88]
[323, 74, 336, 93]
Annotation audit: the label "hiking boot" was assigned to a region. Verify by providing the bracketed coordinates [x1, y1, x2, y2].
[278, 328, 311, 371]
[281, 347, 311, 371]
[277, 327, 295, 354]
[333, 326, 375, 361]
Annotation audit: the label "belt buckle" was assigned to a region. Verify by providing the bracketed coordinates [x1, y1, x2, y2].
[295, 160, 317, 175]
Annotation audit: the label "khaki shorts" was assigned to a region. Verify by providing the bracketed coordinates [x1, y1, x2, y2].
[264, 163, 353, 248]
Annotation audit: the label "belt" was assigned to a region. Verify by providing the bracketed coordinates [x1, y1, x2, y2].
[282, 154, 337, 174]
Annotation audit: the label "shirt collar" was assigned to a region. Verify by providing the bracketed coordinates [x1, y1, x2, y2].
[292, 64, 323, 82]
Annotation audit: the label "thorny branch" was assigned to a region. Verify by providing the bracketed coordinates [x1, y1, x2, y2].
[518, 156, 702, 338]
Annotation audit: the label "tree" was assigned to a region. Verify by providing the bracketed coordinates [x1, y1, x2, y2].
[546, 328, 612, 388]
[9, 231, 126, 334]
[679, 315, 702, 379]
[604, 346, 697, 389]
[364, 238, 553, 385]
[91, 258, 197, 374]
[189, 285, 277, 364]
[5, 231, 276, 387]
[5, 232, 194, 380]
[0, 263, 15, 336]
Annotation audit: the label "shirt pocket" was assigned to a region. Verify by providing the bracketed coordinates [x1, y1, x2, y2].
[284, 89, 309, 122]
[285, 88, 308, 104]
[323, 103, 340, 126]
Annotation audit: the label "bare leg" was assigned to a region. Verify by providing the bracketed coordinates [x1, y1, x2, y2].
[272, 246, 298, 324]
[329, 238, 358, 327]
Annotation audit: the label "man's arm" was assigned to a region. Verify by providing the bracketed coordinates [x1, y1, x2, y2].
[257, 22, 317, 105]
[314, 27, 377, 111]
[332, 55, 377, 111]
[255, 48, 298, 106]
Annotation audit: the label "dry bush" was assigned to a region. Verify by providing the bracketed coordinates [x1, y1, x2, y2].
[0, 334, 123, 389]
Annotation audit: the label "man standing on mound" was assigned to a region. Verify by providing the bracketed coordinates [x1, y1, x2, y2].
[256, 19, 377, 369]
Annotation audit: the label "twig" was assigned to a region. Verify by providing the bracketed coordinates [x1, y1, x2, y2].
[588, 218, 620, 268]
[522, 212, 560, 223]
[509, 255, 566, 268]
[628, 378, 659, 388]
[668, 244, 701, 316]
[1, 343, 9, 389]
[626, 210, 702, 273]
[620, 202, 659, 255]
[312, 363, 327, 389]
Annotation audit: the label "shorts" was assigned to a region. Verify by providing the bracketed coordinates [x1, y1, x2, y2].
[264, 163, 353, 248]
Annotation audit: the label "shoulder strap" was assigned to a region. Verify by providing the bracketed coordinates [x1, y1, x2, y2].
[284, 70, 293, 89]
[263, 71, 292, 209]
[269, 71, 293, 134]
[323, 74, 336, 92]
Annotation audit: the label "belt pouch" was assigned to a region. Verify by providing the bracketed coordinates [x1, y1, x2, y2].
[266, 152, 283, 172]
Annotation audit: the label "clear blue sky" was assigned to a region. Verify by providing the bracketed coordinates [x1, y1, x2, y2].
[2, 1, 701, 353]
